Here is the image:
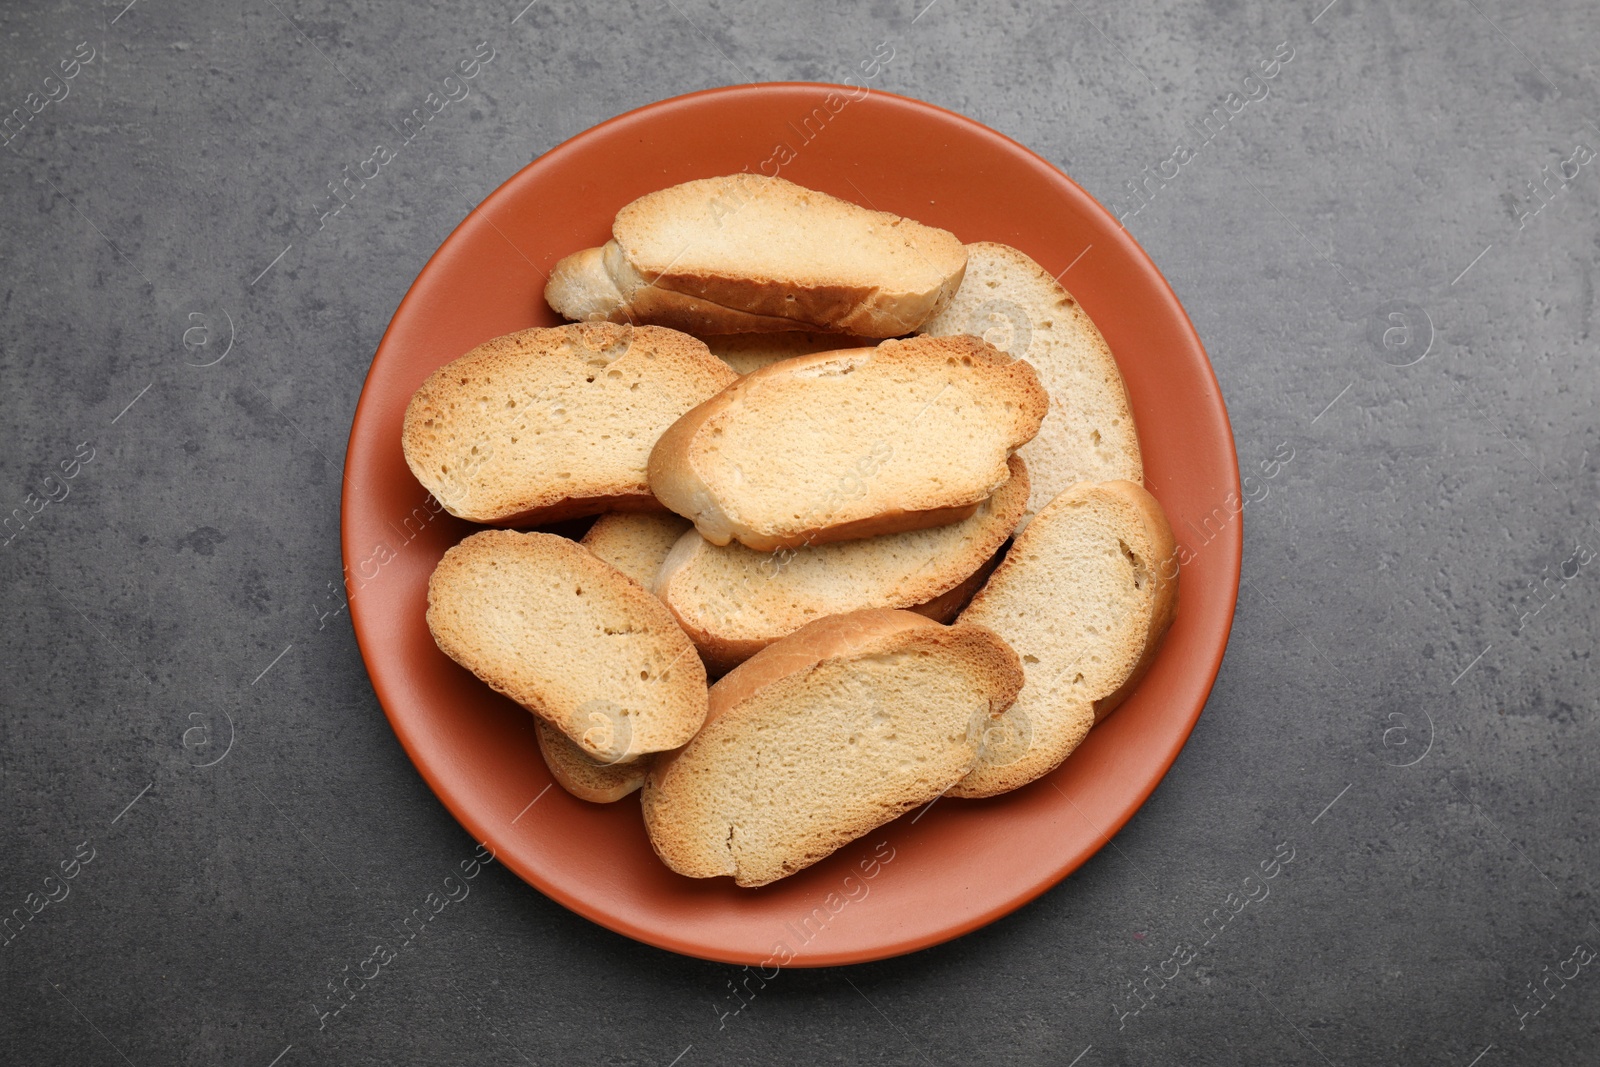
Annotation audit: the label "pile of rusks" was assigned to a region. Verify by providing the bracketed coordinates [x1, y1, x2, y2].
[402, 175, 1178, 887]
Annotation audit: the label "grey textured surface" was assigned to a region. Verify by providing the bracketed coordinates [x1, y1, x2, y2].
[2, 0, 1597, 1064]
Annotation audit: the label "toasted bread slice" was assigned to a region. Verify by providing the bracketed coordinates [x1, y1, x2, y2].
[546, 242, 805, 335]
[545, 175, 968, 336]
[920, 242, 1142, 526]
[581, 512, 693, 587]
[951, 481, 1178, 798]
[648, 335, 1048, 552]
[655, 455, 1029, 672]
[402, 323, 736, 525]
[703, 331, 878, 376]
[426, 531, 708, 762]
[642, 609, 1023, 886]
[600, 240, 806, 334]
[535, 718, 652, 803]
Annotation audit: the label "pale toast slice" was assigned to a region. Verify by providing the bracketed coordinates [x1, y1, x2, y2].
[648, 335, 1048, 552]
[951, 481, 1178, 797]
[546, 175, 967, 336]
[703, 331, 878, 376]
[426, 530, 708, 762]
[581, 511, 693, 588]
[546, 241, 805, 335]
[642, 609, 1023, 886]
[402, 323, 735, 525]
[655, 455, 1029, 673]
[920, 242, 1142, 527]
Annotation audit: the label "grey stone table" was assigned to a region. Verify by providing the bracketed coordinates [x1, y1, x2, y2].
[2, 1, 1596, 1063]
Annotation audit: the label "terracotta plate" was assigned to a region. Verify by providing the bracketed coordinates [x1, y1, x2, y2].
[342, 84, 1241, 966]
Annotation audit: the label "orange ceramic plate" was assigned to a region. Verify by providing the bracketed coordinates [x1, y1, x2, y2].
[342, 84, 1240, 966]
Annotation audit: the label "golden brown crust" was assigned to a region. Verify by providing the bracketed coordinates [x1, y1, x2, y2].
[766, 501, 984, 551]
[602, 241, 813, 334]
[546, 245, 797, 334]
[545, 242, 895, 336]
[700, 609, 945, 730]
[910, 543, 1006, 624]
[482, 490, 666, 529]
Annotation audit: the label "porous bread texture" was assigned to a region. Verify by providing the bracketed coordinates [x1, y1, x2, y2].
[919, 242, 1143, 527]
[951, 481, 1178, 798]
[655, 455, 1029, 673]
[647, 334, 1049, 552]
[535, 718, 652, 804]
[581, 512, 693, 587]
[544, 175, 968, 336]
[642, 609, 1023, 886]
[703, 331, 879, 376]
[402, 322, 736, 525]
[426, 530, 708, 763]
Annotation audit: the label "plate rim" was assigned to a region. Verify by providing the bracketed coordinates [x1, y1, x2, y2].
[341, 81, 1242, 966]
